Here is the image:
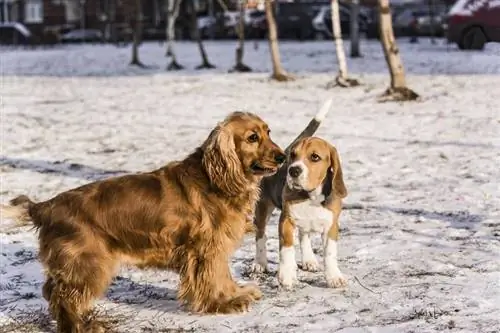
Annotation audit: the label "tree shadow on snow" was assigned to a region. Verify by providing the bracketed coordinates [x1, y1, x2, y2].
[0, 156, 131, 181]
[353, 204, 483, 230]
[106, 275, 179, 314]
[337, 134, 499, 149]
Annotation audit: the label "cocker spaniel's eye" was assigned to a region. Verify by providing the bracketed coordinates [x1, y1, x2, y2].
[289, 152, 296, 160]
[248, 133, 259, 143]
[267, 130, 271, 135]
[311, 153, 321, 162]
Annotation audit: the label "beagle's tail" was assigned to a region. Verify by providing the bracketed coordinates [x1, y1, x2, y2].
[285, 98, 333, 154]
[0, 195, 38, 231]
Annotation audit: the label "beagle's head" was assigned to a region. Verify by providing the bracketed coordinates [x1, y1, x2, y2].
[286, 137, 347, 199]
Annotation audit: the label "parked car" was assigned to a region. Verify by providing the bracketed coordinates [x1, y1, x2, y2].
[60, 29, 104, 43]
[197, 11, 242, 39]
[312, 4, 370, 40]
[365, 2, 418, 39]
[247, 3, 318, 40]
[446, 0, 500, 50]
[0, 22, 34, 45]
[246, 10, 267, 38]
[393, 4, 448, 37]
[142, 27, 166, 41]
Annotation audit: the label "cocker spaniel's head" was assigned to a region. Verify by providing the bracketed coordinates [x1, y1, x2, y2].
[202, 112, 286, 195]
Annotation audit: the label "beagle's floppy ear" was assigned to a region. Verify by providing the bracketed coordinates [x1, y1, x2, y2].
[202, 124, 247, 196]
[328, 145, 347, 199]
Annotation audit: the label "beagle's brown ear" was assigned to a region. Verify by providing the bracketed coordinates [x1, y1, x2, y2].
[202, 124, 247, 196]
[329, 145, 347, 199]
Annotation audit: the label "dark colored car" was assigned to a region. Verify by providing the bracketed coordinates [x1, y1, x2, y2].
[366, 2, 448, 39]
[366, 3, 409, 39]
[312, 4, 370, 40]
[446, 0, 500, 50]
[393, 4, 448, 37]
[0, 22, 34, 45]
[247, 3, 317, 40]
[60, 29, 104, 43]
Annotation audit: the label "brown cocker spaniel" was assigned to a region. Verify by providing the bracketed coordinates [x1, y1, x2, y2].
[2, 112, 286, 333]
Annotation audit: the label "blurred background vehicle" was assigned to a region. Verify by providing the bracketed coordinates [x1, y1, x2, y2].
[312, 4, 371, 40]
[366, 0, 451, 39]
[393, 3, 448, 37]
[246, 2, 318, 40]
[446, 0, 500, 50]
[60, 29, 104, 44]
[0, 22, 34, 45]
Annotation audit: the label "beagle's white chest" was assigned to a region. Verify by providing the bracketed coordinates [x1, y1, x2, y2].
[288, 197, 333, 233]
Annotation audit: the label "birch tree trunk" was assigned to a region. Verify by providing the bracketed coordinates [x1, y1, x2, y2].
[231, 0, 252, 72]
[265, 0, 293, 81]
[189, 0, 215, 69]
[350, 0, 361, 57]
[130, 0, 145, 67]
[328, 0, 359, 88]
[378, 0, 419, 101]
[166, 0, 184, 70]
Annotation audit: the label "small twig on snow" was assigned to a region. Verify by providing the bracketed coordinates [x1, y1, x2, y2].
[353, 276, 380, 294]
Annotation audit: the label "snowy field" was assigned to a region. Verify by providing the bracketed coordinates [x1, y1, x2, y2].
[1, 39, 500, 333]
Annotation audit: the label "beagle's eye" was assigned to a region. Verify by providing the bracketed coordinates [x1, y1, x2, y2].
[248, 133, 259, 143]
[310, 153, 321, 162]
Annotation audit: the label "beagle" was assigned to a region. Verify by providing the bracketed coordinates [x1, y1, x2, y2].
[253, 136, 347, 290]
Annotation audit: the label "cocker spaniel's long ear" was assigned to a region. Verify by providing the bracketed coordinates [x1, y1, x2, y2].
[328, 145, 347, 199]
[202, 125, 247, 196]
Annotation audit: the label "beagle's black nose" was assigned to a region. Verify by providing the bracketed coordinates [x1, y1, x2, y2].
[288, 165, 302, 178]
[275, 153, 286, 164]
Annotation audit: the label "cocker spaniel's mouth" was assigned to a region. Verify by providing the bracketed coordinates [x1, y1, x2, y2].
[250, 162, 278, 176]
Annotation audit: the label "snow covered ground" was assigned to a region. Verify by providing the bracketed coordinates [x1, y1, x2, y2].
[1, 39, 499, 333]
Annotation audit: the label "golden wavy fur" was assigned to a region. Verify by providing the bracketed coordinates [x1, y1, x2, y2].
[1, 111, 286, 333]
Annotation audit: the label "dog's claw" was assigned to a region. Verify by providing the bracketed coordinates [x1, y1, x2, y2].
[251, 261, 268, 274]
[326, 275, 348, 288]
[278, 268, 297, 290]
[301, 261, 320, 272]
[238, 284, 263, 301]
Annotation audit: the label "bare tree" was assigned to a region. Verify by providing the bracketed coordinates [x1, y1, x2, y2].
[188, 0, 215, 69]
[428, 0, 437, 45]
[130, 0, 145, 67]
[264, 0, 293, 81]
[350, 0, 361, 57]
[165, 0, 184, 71]
[328, 0, 359, 88]
[230, 0, 252, 72]
[378, 0, 419, 101]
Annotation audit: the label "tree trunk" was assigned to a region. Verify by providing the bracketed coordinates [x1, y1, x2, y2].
[265, 0, 293, 81]
[106, 0, 117, 44]
[130, 0, 145, 67]
[428, 0, 436, 44]
[378, 0, 419, 101]
[189, 0, 215, 69]
[231, 0, 252, 72]
[328, 0, 359, 88]
[350, 0, 361, 57]
[165, 0, 184, 70]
